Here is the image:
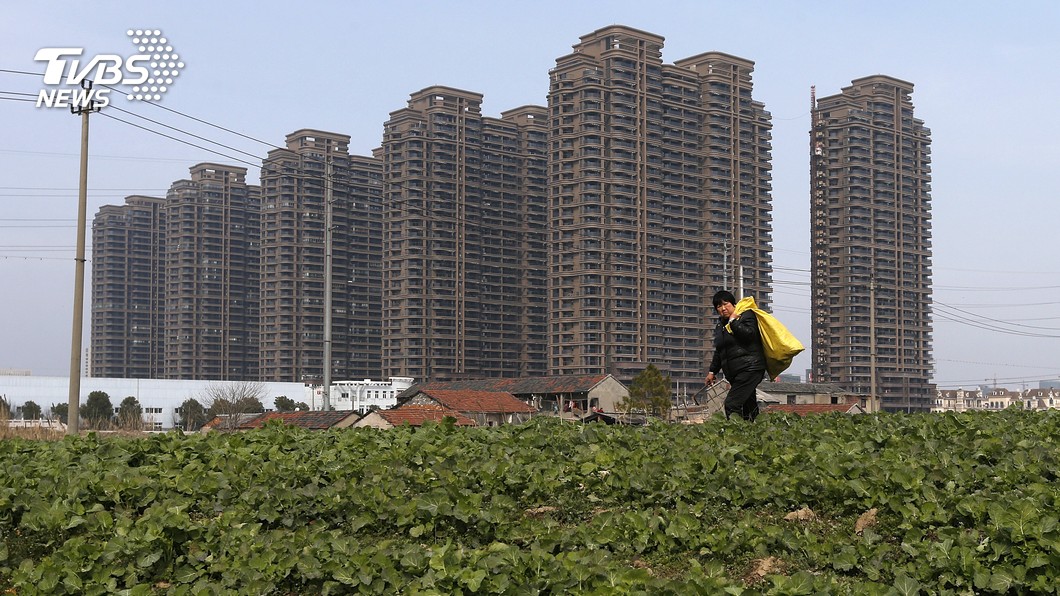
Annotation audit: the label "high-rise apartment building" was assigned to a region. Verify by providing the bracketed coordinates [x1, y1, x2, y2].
[259, 130, 383, 383]
[90, 195, 167, 378]
[810, 75, 935, 411]
[381, 87, 548, 381]
[163, 163, 260, 380]
[547, 26, 773, 387]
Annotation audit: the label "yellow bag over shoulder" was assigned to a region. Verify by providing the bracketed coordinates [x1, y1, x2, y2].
[728, 296, 804, 380]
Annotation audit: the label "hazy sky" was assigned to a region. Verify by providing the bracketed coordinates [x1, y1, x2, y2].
[2, 1, 1058, 390]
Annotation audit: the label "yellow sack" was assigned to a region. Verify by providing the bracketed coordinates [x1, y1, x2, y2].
[727, 296, 804, 380]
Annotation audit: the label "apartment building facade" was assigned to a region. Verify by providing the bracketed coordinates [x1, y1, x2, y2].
[547, 25, 774, 387]
[163, 163, 261, 380]
[380, 87, 548, 381]
[259, 130, 383, 383]
[90, 195, 167, 378]
[810, 75, 935, 411]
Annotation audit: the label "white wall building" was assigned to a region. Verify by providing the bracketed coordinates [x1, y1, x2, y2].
[0, 375, 310, 430]
[308, 377, 414, 414]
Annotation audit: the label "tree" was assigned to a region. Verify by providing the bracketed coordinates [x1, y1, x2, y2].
[177, 398, 207, 432]
[623, 364, 673, 419]
[117, 396, 144, 431]
[202, 382, 267, 430]
[274, 396, 310, 412]
[21, 400, 42, 420]
[51, 403, 68, 424]
[83, 391, 114, 430]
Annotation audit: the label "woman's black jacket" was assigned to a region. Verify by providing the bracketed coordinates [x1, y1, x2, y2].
[708, 311, 766, 380]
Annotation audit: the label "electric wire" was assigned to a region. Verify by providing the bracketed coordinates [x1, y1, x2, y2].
[98, 111, 263, 170]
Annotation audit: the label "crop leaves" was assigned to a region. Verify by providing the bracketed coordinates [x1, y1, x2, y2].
[3, 411, 1060, 593]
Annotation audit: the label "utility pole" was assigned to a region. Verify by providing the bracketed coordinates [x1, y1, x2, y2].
[869, 279, 877, 413]
[67, 80, 102, 435]
[322, 156, 333, 410]
[722, 242, 730, 291]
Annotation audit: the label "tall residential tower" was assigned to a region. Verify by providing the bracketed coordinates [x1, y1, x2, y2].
[90, 195, 167, 378]
[381, 87, 548, 381]
[547, 26, 774, 388]
[810, 75, 934, 411]
[163, 163, 260, 380]
[259, 130, 384, 383]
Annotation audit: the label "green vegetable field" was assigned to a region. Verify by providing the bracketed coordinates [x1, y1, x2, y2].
[3, 410, 1059, 594]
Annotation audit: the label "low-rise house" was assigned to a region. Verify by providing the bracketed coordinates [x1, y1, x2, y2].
[1021, 389, 1060, 411]
[317, 377, 415, 413]
[397, 389, 536, 426]
[353, 405, 475, 429]
[934, 388, 982, 413]
[981, 387, 1020, 410]
[202, 410, 360, 431]
[399, 374, 628, 415]
[757, 381, 867, 409]
[762, 398, 867, 416]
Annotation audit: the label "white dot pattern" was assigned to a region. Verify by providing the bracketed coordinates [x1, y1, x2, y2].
[126, 29, 184, 102]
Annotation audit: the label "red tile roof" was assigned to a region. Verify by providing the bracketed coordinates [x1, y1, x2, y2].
[763, 403, 864, 416]
[378, 405, 476, 427]
[418, 389, 537, 414]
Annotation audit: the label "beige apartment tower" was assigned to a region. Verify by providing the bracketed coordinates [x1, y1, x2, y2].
[163, 163, 260, 380]
[259, 130, 384, 383]
[810, 75, 935, 411]
[381, 87, 548, 381]
[90, 195, 167, 378]
[548, 26, 774, 388]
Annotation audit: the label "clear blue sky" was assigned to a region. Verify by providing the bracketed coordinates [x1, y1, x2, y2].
[2, 1, 1058, 389]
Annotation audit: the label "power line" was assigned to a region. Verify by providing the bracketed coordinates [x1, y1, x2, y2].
[935, 300, 1060, 335]
[95, 81, 281, 151]
[98, 111, 262, 169]
[107, 104, 267, 163]
[0, 187, 167, 191]
[0, 148, 199, 163]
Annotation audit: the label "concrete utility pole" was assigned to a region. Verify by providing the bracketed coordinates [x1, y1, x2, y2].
[67, 80, 102, 435]
[322, 156, 333, 410]
[869, 279, 877, 413]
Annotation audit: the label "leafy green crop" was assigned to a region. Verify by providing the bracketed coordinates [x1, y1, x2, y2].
[2, 410, 1060, 594]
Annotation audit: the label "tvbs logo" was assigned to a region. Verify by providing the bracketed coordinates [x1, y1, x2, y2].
[35, 29, 184, 109]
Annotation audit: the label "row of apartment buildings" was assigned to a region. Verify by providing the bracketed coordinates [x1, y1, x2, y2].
[90, 25, 935, 410]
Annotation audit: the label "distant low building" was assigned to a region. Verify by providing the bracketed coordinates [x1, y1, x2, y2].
[757, 381, 867, 410]
[324, 377, 414, 413]
[354, 405, 476, 429]
[203, 410, 361, 432]
[0, 375, 310, 430]
[1011, 388, 1059, 412]
[399, 374, 628, 415]
[933, 387, 1060, 412]
[762, 398, 867, 416]
[397, 388, 536, 426]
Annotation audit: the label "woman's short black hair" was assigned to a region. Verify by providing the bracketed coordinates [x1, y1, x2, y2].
[712, 290, 737, 308]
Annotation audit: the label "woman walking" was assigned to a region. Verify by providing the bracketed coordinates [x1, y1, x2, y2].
[705, 290, 766, 421]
